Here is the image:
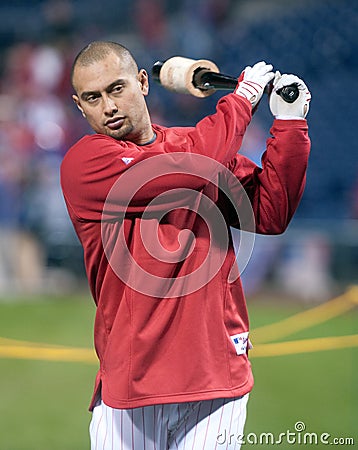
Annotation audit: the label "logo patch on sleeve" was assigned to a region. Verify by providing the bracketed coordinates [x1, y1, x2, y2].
[230, 332, 249, 355]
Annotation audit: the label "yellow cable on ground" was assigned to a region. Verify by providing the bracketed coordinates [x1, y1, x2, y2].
[0, 344, 97, 364]
[250, 334, 358, 358]
[0, 336, 75, 348]
[251, 285, 358, 344]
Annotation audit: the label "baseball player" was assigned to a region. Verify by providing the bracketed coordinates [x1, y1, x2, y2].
[60, 41, 311, 449]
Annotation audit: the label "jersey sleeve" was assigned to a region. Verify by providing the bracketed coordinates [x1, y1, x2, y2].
[60, 94, 252, 221]
[226, 119, 311, 234]
[183, 93, 251, 166]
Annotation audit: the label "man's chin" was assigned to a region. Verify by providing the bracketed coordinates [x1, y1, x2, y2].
[105, 124, 133, 141]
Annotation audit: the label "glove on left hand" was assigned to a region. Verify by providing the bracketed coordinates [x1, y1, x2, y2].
[235, 61, 274, 109]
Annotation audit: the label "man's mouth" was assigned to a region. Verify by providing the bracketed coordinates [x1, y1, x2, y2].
[105, 117, 125, 130]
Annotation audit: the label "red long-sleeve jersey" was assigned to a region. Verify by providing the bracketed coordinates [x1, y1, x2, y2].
[60, 94, 310, 410]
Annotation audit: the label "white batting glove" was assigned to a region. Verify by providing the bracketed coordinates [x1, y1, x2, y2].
[269, 71, 311, 119]
[235, 61, 275, 109]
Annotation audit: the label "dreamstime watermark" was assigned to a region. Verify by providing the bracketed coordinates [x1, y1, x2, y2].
[216, 421, 355, 446]
[101, 153, 256, 297]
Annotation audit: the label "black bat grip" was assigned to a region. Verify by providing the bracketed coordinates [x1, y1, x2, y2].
[194, 69, 237, 90]
[197, 71, 300, 103]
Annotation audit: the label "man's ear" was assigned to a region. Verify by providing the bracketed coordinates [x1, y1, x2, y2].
[72, 94, 86, 118]
[138, 69, 149, 96]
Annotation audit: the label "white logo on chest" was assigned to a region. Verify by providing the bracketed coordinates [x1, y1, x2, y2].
[121, 157, 134, 165]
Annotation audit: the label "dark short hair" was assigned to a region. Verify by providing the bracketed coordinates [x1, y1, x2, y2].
[71, 41, 138, 90]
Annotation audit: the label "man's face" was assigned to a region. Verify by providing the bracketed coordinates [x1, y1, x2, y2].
[72, 53, 151, 143]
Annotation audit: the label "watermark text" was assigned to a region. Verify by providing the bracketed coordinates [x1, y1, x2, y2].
[217, 421, 355, 446]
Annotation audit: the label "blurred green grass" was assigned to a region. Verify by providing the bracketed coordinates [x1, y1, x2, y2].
[0, 296, 96, 450]
[246, 295, 358, 449]
[0, 292, 356, 449]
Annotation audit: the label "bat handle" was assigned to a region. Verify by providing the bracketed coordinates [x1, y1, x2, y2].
[196, 71, 300, 103]
[193, 69, 238, 90]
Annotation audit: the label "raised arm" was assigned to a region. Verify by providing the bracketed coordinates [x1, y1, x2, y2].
[227, 120, 310, 234]
[226, 73, 311, 234]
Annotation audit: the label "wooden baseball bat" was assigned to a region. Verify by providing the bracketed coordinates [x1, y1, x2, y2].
[152, 57, 299, 103]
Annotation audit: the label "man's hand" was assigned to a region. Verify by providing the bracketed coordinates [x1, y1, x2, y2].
[269, 72, 311, 119]
[235, 61, 274, 109]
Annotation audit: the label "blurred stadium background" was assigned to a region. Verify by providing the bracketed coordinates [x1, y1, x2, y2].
[0, 0, 357, 299]
[0, 0, 357, 449]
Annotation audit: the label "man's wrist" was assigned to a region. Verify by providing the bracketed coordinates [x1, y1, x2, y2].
[275, 115, 305, 120]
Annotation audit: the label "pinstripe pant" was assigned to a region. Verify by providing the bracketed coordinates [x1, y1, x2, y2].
[90, 394, 249, 450]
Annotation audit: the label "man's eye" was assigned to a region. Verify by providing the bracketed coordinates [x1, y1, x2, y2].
[87, 95, 99, 103]
[112, 85, 123, 93]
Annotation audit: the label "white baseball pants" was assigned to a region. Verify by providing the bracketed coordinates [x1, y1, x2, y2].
[90, 394, 249, 450]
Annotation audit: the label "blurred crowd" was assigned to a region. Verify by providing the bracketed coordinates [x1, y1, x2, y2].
[0, 0, 357, 297]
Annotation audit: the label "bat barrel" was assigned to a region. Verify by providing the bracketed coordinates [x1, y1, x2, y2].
[151, 61, 237, 92]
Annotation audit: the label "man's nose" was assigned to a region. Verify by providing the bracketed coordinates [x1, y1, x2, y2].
[103, 95, 118, 115]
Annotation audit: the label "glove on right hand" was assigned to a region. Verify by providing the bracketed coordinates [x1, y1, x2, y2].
[235, 61, 274, 109]
[269, 72, 311, 119]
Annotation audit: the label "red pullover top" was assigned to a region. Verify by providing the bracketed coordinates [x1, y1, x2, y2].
[60, 94, 310, 410]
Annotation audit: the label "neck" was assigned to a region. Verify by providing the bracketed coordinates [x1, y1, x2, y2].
[137, 130, 157, 146]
